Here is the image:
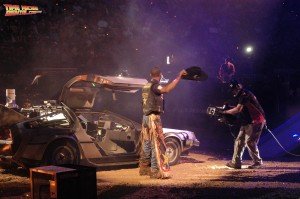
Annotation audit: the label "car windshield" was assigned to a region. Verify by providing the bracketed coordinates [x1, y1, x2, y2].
[23, 109, 71, 129]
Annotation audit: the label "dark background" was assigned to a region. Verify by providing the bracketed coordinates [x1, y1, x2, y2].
[0, 0, 299, 157]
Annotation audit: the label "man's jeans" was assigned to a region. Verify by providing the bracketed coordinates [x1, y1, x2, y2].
[140, 140, 158, 170]
[232, 122, 265, 165]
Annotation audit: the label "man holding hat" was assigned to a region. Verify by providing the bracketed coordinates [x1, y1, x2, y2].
[139, 67, 186, 179]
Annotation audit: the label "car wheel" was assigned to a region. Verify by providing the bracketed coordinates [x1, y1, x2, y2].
[164, 137, 181, 166]
[44, 140, 79, 165]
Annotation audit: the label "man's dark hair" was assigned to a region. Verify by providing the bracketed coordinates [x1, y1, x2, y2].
[150, 67, 161, 77]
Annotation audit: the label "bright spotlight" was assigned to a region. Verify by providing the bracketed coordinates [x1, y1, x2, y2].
[166, 54, 174, 65]
[166, 56, 170, 65]
[245, 46, 253, 54]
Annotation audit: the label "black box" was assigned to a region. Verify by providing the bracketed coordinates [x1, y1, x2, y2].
[30, 165, 97, 199]
[30, 165, 79, 199]
[60, 164, 97, 199]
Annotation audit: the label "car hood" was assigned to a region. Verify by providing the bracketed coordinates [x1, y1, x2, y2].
[59, 74, 148, 110]
[163, 127, 197, 140]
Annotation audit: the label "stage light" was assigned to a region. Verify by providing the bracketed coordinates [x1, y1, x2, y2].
[245, 46, 253, 54]
[166, 56, 170, 65]
[166, 55, 174, 65]
[292, 133, 300, 142]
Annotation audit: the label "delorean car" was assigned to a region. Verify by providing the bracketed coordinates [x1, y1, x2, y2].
[0, 74, 199, 169]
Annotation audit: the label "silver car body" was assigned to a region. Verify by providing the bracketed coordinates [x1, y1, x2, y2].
[0, 74, 199, 168]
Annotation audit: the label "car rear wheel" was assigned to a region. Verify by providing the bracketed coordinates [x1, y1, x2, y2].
[44, 140, 79, 165]
[164, 137, 181, 166]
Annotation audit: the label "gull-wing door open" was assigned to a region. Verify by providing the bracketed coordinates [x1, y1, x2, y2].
[59, 74, 148, 110]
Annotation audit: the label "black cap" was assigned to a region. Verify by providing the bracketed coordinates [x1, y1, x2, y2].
[228, 80, 243, 97]
[229, 80, 239, 90]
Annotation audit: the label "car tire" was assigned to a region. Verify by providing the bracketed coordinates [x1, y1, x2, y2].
[164, 137, 181, 166]
[44, 140, 79, 166]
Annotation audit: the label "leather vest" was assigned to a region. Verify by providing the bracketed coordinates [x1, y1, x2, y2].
[142, 82, 164, 115]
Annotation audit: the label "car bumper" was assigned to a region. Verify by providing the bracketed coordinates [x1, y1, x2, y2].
[193, 139, 200, 147]
[186, 138, 200, 147]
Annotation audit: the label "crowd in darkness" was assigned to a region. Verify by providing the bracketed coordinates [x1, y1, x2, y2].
[0, 0, 131, 74]
[0, 0, 128, 105]
[0, 0, 280, 74]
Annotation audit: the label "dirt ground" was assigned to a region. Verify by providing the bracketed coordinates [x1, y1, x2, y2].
[0, 152, 299, 199]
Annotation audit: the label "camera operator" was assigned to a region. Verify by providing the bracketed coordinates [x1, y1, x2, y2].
[223, 80, 266, 169]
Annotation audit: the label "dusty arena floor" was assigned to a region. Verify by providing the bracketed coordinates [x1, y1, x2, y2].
[0, 152, 299, 199]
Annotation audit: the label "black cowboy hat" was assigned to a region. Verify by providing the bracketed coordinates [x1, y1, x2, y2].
[182, 66, 208, 81]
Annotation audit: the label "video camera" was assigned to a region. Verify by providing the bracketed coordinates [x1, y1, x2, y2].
[207, 104, 239, 126]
